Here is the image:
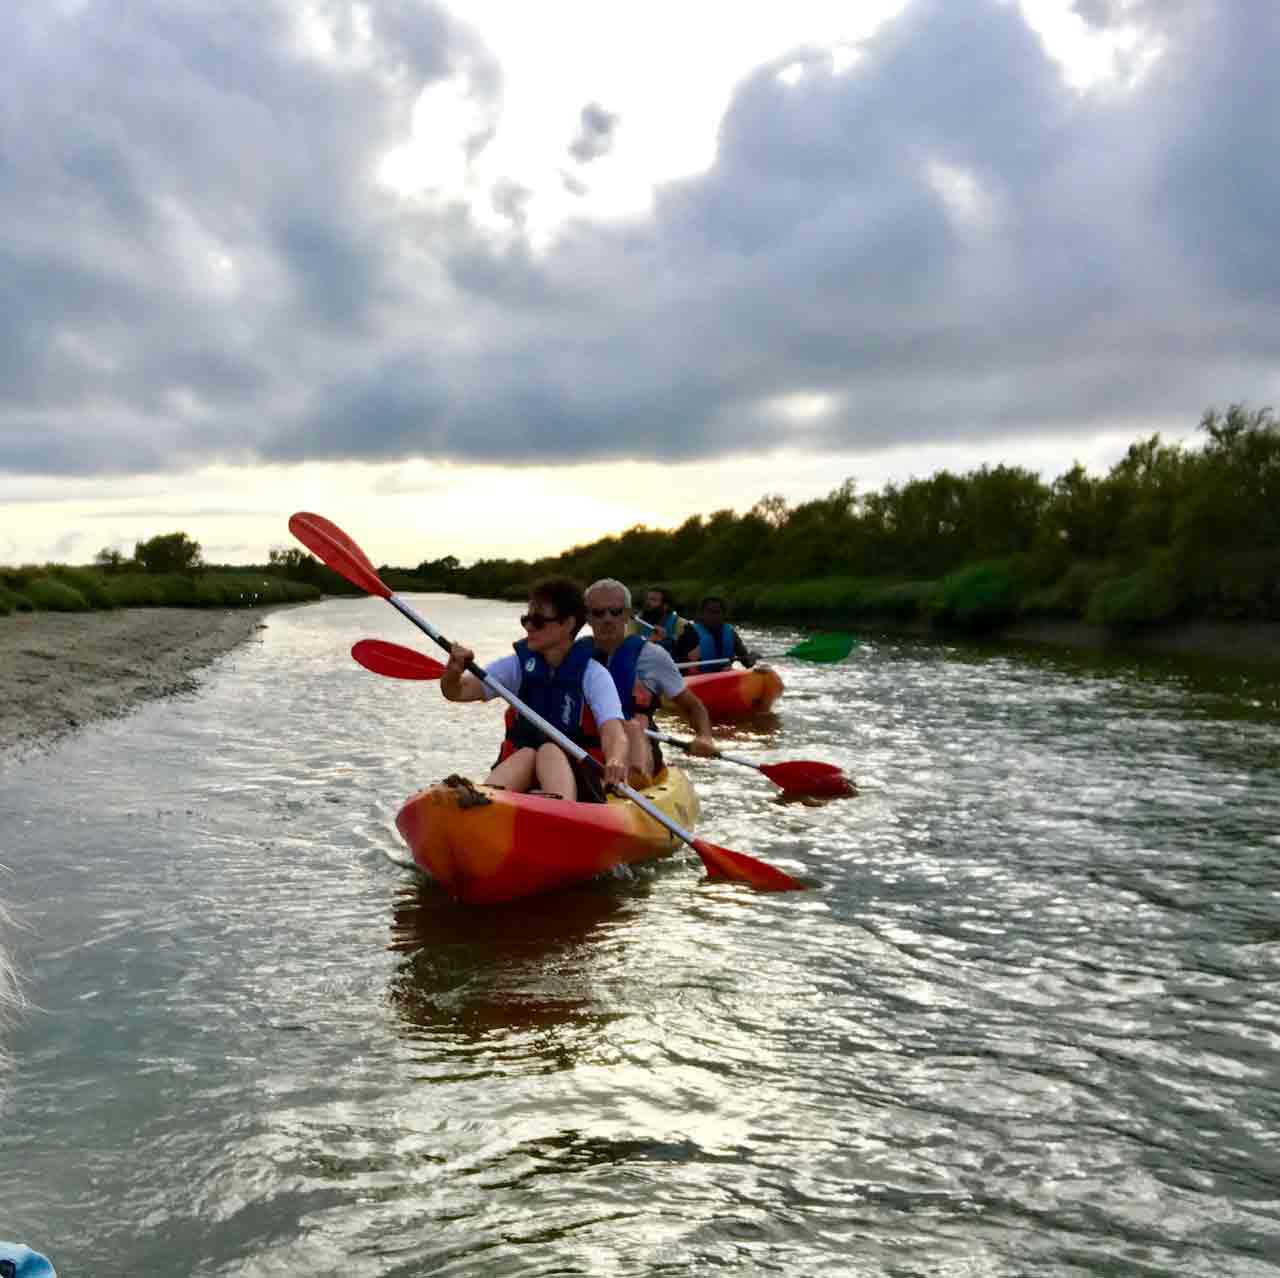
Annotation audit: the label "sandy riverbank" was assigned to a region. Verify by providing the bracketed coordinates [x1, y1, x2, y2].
[0, 606, 279, 766]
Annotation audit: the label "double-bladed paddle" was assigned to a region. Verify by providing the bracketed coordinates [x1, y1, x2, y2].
[784, 632, 857, 663]
[648, 632, 857, 670]
[351, 638, 446, 681]
[352, 637, 853, 799]
[289, 512, 805, 892]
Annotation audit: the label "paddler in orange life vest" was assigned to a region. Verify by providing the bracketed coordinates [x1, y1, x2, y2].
[440, 576, 629, 801]
[584, 578, 717, 787]
[673, 594, 762, 674]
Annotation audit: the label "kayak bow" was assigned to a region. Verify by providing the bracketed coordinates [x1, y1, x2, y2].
[396, 768, 701, 905]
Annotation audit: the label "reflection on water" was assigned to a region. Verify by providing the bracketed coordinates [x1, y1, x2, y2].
[388, 877, 636, 1064]
[1, 598, 1278, 1276]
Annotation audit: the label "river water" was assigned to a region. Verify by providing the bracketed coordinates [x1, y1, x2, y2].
[2, 596, 1278, 1276]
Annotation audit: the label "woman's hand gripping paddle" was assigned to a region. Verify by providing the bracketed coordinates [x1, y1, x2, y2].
[289, 513, 806, 892]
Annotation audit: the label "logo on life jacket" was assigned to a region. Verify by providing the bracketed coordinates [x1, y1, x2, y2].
[525, 657, 536, 672]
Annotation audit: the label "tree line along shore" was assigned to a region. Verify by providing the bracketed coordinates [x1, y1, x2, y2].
[4, 405, 1277, 653]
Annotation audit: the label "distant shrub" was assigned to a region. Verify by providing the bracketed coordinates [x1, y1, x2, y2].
[733, 576, 935, 625]
[1022, 561, 1111, 619]
[861, 580, 933, 621]
[23, 576, 91, 612]
[929, 559, 1027, 633]
[103, 573, 172, 606]
[194, 573, 292, 607]
[0, 583, 35, 613]
[1085, 554, 1182, 630]
[49, 566, 115, 609]
[1178, 550, 1280, 621]
[135, 531, 203, 574]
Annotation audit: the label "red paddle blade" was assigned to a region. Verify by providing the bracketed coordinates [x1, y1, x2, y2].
[351, 639, 446, 680]
[288, 512, 390, 598]
[691, 838, 807, 892]
[758, 760, 855, 797]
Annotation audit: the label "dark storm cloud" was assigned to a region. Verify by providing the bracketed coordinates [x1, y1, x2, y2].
[0, 0, 497, 475]
[2, 0, 1278, 480]
[567, 101, 620, 164]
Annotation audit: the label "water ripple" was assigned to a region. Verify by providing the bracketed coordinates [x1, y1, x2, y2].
[2, 602, 1278, 1276]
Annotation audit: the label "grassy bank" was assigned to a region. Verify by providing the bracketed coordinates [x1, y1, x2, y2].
[613, 548, 1280, 638]
[0, 566, 322, 616]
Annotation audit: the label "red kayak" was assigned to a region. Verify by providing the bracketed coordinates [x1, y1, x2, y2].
[395, 769, 700, 905]
[672, 666, 785, 719]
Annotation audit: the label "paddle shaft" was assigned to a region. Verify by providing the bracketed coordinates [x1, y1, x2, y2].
[635, 608, 853, 667]
[388, 594, 703, 847]
[646, 728, 755, 771]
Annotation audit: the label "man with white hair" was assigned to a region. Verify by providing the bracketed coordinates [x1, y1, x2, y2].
[584, 578, 717, 785]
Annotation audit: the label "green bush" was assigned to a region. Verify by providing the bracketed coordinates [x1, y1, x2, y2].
[103, 573, 176, 606]
[49, 566, 115, 609]
[0, 585, 34, 614]
[858, 579, 933, 621]
[1022, 561, 1110, 619]
[23, 576, 91, 612]
[1177, 550, 1280, 621]
[929, 559, 1027, 633]
[1085, 554, 1182, 630]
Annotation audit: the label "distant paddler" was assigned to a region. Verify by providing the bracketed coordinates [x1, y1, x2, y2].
[674, 595, 763, 675]
[440, 576, 629, 801]
[631, 586, 687, 655]
[586, 578, 717, 787]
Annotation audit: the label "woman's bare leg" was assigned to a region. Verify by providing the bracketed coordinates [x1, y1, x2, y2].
[485, 747, 537, 791]
[533, 742, 577, 800]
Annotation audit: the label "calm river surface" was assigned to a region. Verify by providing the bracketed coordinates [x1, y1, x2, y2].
[2, 596, 1279, 1276]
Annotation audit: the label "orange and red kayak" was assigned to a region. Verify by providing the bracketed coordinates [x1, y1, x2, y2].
[674, 666, 785, 719]
[395, 768, 700, 905]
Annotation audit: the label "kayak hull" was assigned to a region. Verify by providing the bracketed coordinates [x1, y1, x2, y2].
[395, 768, 700, 905]
[673, 667, 785, 719]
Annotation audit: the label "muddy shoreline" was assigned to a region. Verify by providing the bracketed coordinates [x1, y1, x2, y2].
[0, 606, 279, 766]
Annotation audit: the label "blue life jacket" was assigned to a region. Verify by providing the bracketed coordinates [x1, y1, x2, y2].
[585, 634, 664, 772]
[591, 634, 648, 719]
[691, 621, 737, 673]
[643, 608, 683, 654]
[504, 635, 596, 752]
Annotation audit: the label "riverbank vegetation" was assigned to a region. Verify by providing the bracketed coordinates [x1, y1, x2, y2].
[4, 405, 1276, 636]
[0, 532, 437, 617]
[417, 403, 1280, 635]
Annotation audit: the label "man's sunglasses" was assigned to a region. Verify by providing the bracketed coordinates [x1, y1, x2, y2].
[520, 611, 564, 631]
[588, 606, 626, 619]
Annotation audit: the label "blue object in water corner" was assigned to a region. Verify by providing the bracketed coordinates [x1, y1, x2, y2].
[0, 1243, 57, 1278]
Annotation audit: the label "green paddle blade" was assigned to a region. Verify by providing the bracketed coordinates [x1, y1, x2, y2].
[784, 632, 857, 663]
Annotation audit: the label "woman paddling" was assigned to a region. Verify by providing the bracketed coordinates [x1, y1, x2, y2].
[440, 577, 628, 801]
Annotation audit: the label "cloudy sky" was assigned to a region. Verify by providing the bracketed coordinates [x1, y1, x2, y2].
[3, 0, 1276, 567]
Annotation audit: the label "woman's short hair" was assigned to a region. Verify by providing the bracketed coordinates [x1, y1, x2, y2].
[530, 576, 587, 633]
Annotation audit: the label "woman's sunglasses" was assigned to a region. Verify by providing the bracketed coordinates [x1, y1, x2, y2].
[520, 611, 563, 631]
[588, 606, 626, 619]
